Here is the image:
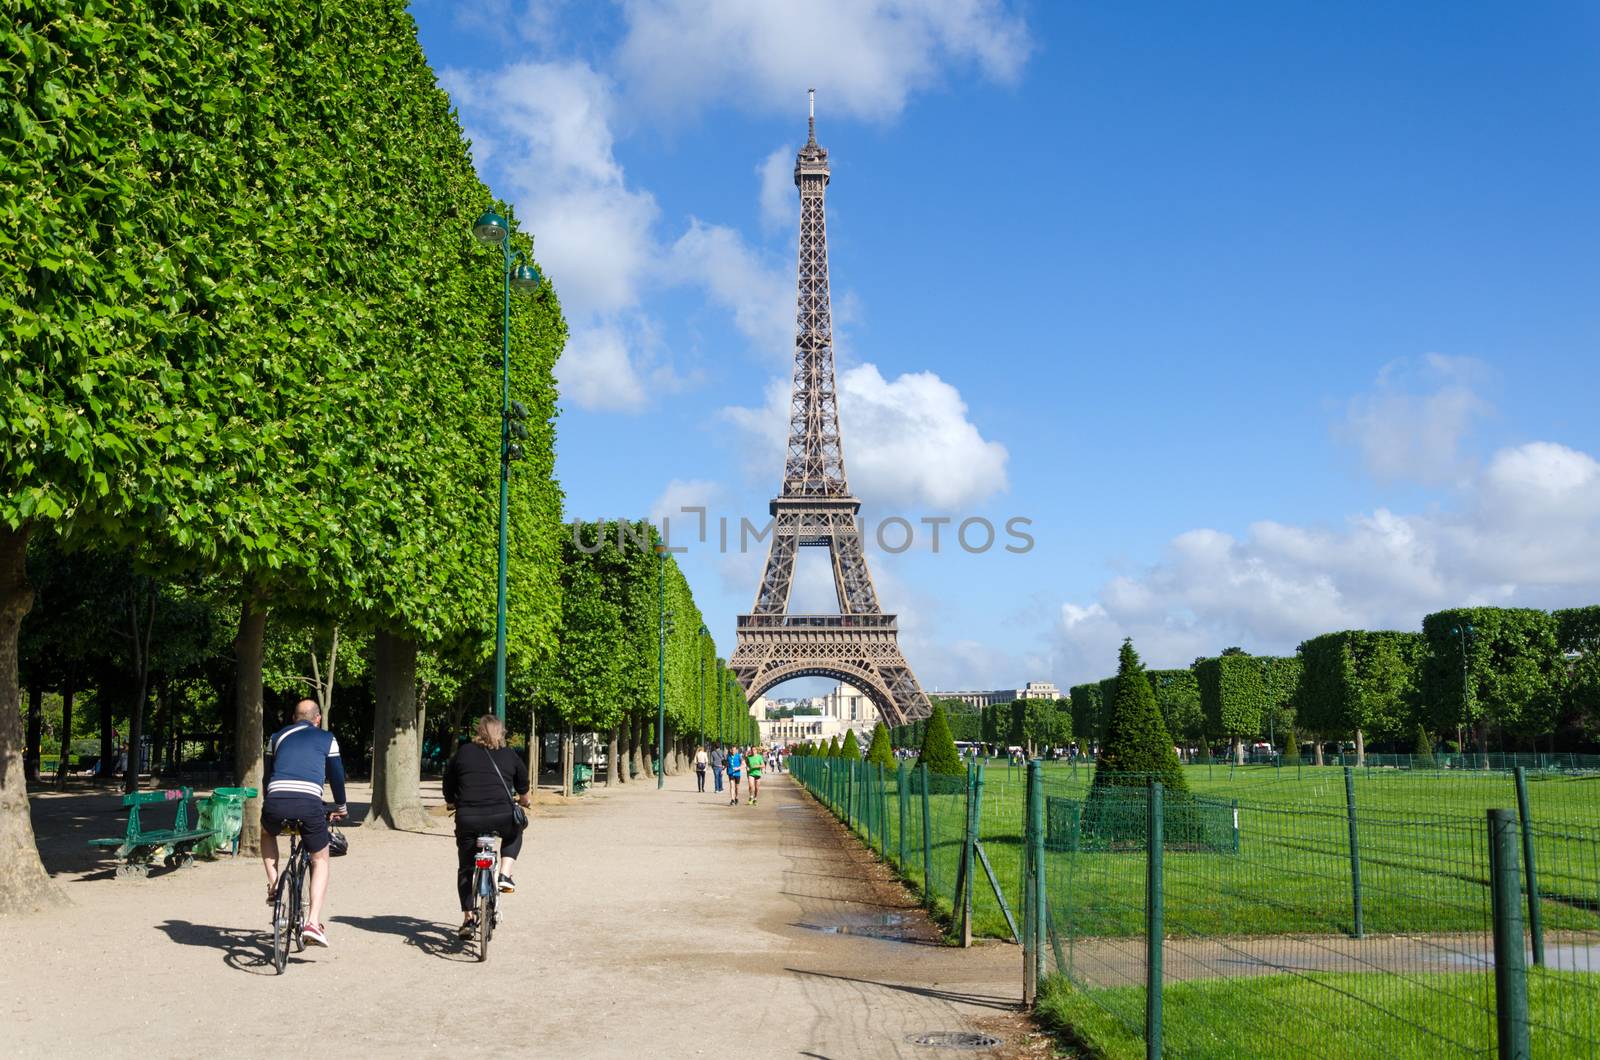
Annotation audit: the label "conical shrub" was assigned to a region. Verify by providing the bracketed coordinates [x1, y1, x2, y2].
[1092, 639, 1188, 792]
[917, 704, 965, 776]
[841, 728, 861, 759]
[1413, 723, 1435, 768]
[867, 722, 893, 768]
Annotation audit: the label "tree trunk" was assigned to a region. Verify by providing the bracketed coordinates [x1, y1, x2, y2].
[1354, 728, 1366, 768]
[630, 714, 645, 779]
[1231, 735, 1244, 766]
[56, 681, 74, 787]
[150, 679, 169, 777]
[526, 697, 538, 788]
[1313, 738, 1325, 767]
[0, 524, 60, 912]
[24, 686, 42, 784]
[233, 594, 269, 856]
[560, 729, 573, 798]
[607, 726, 621, 786]
[98, 690, 114, 782]
[370, 630, 430, 831]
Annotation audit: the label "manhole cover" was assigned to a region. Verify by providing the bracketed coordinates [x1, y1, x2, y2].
[906, 1031, 1001, 1050]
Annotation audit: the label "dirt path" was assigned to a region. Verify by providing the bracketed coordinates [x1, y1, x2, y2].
[3, 772, 1054, 1058]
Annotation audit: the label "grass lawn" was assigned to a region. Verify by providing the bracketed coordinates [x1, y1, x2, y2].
[1036, 970, 1600, 1059]
[796, 760, 1600, 943]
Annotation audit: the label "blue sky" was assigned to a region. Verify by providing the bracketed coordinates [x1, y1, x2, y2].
[411, 1, 1600, 692]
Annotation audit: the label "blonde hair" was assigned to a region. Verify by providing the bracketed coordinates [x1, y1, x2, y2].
[473, 715, 505, 750]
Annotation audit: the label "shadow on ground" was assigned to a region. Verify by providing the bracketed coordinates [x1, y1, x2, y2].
[331, 913, 476, 962]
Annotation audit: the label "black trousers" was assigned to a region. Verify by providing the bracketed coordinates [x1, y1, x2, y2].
[455, 808, 523, 911]
[695, 766, 706, 791]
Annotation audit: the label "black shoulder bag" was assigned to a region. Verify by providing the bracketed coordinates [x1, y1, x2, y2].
[485, 746, 529, 829]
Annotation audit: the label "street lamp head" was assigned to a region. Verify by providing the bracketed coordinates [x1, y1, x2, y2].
[511, 263, 541, 293]
[472, 210, 509, 245]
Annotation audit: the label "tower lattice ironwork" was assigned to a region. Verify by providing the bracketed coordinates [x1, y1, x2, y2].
[729, 93, 932, 727]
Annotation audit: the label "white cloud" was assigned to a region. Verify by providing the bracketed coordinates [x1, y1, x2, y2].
[444, 61, 659, 319]
[1340, 354, 1493, 485]
[557, 323, 647, 411]
[1051, 440, 1600, 685]
[613, 0, 1031, 121]
[668, 219, 792, 355]
[758, 146, 795, 231]
[724, 365, 1009, 509]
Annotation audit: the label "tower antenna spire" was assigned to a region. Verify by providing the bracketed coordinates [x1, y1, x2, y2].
[807, 88, 816, 143]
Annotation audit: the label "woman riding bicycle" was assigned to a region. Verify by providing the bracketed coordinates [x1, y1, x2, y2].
[443, 715, 530, 938]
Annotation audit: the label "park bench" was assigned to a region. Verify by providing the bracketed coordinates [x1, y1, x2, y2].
[88, 787, 212, 879]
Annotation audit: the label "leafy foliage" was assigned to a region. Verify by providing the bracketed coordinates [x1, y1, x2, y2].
[1091, 640, 1187, 793]
[1421, 608, 1563, 742]
[1144, 669, 1202, 744]
[866, 722, 893, 768]
[840, 728, 860, 760]
[1068, 683, 1102, 746]
[917, 704, 964, 776]
[1295, 632, 1420, 743]
[1197, 654, 1267, 741]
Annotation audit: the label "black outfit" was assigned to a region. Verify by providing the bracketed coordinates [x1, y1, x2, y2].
[443, 742, 530, 911]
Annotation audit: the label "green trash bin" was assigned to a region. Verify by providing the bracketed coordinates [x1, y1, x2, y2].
[197, 786, 258, 857]
[573, 764, 593, 794]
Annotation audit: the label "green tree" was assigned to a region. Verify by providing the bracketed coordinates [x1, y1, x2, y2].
[1556, 606, 1600, 744]
[917, 704, 964, 776]
[1091, 639, 1188, 792]
[826, 736, 839, 757]
[1412, 723, 1435, 767]
[866, 721, 893, 768]
[1145, 669, 1203, 747]
[1197, 654, 1267, 765]
[840, 728, 860, 759]
[1282, 728, 1301, 765]
[1422, 608, 1563, 754]
[1068, 683, 1103, 748]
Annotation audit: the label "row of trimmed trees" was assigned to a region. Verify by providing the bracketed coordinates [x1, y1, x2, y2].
[886, 697, 1072, 756]
[1069, 605, 1600, 765]
[1, 1, 574, 912]
[533, 521, 756, 787]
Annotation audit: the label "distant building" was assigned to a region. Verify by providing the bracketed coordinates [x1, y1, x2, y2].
[755, 682, 879, 747]
[930, 681, 1062, 710]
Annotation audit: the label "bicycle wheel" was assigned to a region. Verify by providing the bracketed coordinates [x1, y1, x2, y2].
[475, 870, 493, 962]
[270, 875, 290, 975]
[290, 856, 306, 953]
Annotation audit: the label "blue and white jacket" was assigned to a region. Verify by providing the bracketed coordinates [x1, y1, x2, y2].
[263, 722, 347, 810]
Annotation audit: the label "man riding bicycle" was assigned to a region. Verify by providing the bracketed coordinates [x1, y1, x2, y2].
[261, 698, 348, 948]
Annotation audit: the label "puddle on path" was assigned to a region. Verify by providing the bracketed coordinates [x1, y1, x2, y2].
[795, 912, 921, 942]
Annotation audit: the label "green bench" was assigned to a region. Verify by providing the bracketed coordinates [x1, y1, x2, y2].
[573, 763, 593, 794]
[89, 787, 212, 879]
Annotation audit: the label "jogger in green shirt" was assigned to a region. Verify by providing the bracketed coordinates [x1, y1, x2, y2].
[746, 748, 765, 804]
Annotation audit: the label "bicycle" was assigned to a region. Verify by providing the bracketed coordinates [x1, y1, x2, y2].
[267, 810, 346, 974]
[469, 834, 501, 962]
[269, 820, 310, 975]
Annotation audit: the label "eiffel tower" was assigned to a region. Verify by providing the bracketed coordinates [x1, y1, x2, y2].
[729, 92, 932, 727]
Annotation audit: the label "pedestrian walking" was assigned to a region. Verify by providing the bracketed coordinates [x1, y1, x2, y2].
[726, 746, 744, 805]
[710, 744, 726, 793]
[694, 745, 709, 792]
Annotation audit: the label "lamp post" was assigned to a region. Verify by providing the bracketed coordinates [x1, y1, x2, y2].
[472, 210, 541, 723]
[717, 664, 725, 747]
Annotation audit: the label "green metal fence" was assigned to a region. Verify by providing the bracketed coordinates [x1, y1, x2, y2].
[790, 756, 1600, 1058]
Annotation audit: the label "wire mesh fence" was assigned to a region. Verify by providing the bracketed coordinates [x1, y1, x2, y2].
[790, 754, 1600, 1058]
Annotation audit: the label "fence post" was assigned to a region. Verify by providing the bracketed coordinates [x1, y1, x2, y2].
[1512, 767, 1545, 966]
[1146, 780, 1164, 1060]
[920, 763, 933, 899]
[1489, 809, 1531, 1060]
[960, 759, 978, 947]
[898, 760, 909, 870]
[1344, 766, 1365, 939]
[1024, 759, 1043, 1005]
